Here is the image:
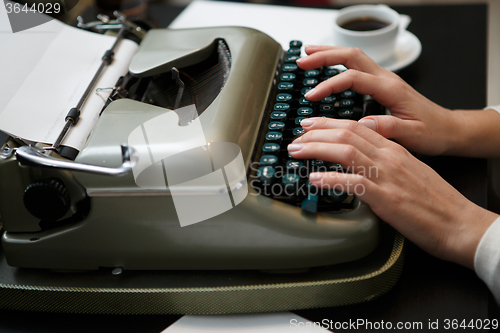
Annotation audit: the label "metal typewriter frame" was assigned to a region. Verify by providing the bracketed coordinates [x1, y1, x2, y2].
[0, 26, 404, 312]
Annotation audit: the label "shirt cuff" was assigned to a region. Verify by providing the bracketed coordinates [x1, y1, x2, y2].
[484, 105, 500, 113]
[474, 216, 500, 305]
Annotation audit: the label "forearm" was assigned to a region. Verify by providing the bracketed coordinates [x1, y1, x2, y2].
[444, 109, 500, 158]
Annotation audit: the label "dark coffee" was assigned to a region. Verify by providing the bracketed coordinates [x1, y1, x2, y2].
[340, 17, 391, 31]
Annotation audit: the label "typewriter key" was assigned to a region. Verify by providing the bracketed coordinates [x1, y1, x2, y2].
[268, 121, 286, 132]
[284, 55, 300, 63]
[276, 93, 292, 102]
[265, 131, 283, 143]
[260, 155, 279, 167]
[257, 166, 276, 185]
[280, 73, 296, 82]
[297, 107, 313, 117]
[270, 111, 287, 122]
[304, 69, 320, 78]
[274, 103, 290, 112]
[278, 82, 294, 92]
[262, 143, 281, 155]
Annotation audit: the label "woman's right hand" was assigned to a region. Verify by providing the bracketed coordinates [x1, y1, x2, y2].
[288, 117, 499, 269]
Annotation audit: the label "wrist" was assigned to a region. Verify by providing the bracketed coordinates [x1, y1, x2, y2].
[441, 109, 500, 157]
[451, 204, 498, 269]
[439, 108, 467, 156]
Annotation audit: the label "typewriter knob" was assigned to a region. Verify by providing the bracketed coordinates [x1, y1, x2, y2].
[23, 178, 71, 221]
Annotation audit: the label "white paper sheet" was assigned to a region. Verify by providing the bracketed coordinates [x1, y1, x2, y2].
[168, 0, 338, 51]
[0, 18, 138, 150]
[161, 313, 330, 332]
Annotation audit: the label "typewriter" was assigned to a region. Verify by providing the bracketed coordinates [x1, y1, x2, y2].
[0, 14, 387, 272]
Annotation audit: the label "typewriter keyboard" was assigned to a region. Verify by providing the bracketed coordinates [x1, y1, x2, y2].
[252, 40, 384, 214]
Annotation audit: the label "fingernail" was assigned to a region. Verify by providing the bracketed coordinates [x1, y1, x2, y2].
[292, 136, 302, 143]
[300, 118, 314, 127]
[309, 173, 322, 181]
[304, 88, 315, 98]
[287, 143, 303, 152]
[359, 118, 377, 131]
[296, 57, 304, 63]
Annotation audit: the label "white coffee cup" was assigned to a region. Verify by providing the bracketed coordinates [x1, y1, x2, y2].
[333, 5, 404, 64]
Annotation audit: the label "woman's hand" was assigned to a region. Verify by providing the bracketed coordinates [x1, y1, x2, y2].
[288, 117, 498, 268]
[296, 46, 462, 156]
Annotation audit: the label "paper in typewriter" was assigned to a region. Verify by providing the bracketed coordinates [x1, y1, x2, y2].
[0, 18, 138, 151]
[168, 0, 338, 51]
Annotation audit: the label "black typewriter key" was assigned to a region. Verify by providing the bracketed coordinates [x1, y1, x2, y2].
[287, 48, 301, 56]
[274, 102, 290, 112]
[265, 131, 283, 143]
[299, 97, 311, 106]
[289, 40, 302, 48]
[270, 111, 287, 122]
[318, 114, 334, 118]
[297, 107, 313, 117]
[303, 78, 318, 87]
[260, 155, 279, 167]
[292, 127, 306, 136]
[301, 181, 319, 213]
[324, 68, 340, 76]
[340, 90, 356, 98]
[262, 143, 281, 155]
[280, 73, 296, 82]
[304, 69, 320, 78]
[338, 109, 354, 119]
[284, 55, 300, 63]
[282, 173, 301, 194]
[257, 166, 276, 185]
[328, 189, 348, 203]
[282, 64, 298, 72]
[278, 82, 294, 92]
[321, 96, 336, 104]
[268, 121, 286, 132]
[295, 117, 306, 125]
[301, 87, 313, 96]
[319, 104, 334, 113]
[276, 93, 292, 102]
[339, 99, 355, 108]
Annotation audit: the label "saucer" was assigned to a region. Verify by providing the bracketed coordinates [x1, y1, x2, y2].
[379, 30, 422, 72]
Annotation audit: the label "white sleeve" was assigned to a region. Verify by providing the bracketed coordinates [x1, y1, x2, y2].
[474, 216, 500, 305]
[484, 105, 500, 113]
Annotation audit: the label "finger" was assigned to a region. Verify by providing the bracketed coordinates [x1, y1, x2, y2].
[287, 142, 374, 170]
[304, 69, 407, 108]
[303, 45, 336, 54]
[292, 128, 380, 159]
[297, 47, 389, 76]
[358, 115, 421, 140]
[308, 171, 379, 203]
[298, 117, 389, 149]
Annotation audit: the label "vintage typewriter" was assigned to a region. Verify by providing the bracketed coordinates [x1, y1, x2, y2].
[0, 14, 390, 273]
